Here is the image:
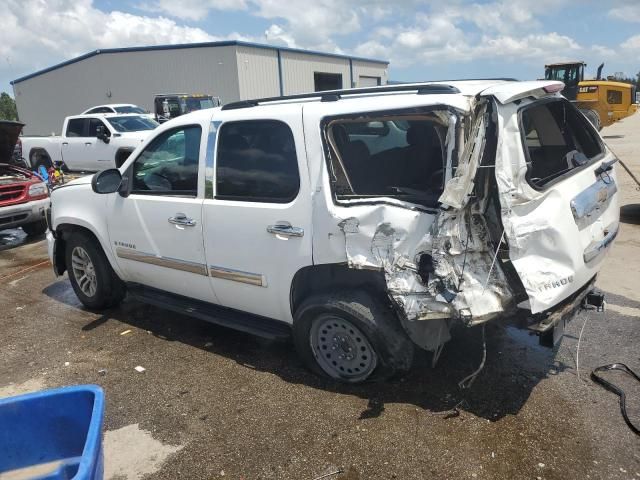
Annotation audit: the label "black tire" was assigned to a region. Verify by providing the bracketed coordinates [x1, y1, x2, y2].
[293, 290, 414, 383]
[65, 231, 126, 310]
[581, 108, 601, 131]
[22, 220, 48, 236]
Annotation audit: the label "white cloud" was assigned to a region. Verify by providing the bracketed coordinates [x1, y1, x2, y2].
[621, 35, 640, 50]
[0, 0, 257, 89]
[1, 0, 636, 92]
[139, 0, 248, 21]
[609, 2, 640, 23]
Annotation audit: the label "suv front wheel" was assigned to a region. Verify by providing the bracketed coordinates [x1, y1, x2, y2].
[293, 291, 414, 383]
[65, 232, 126, 310]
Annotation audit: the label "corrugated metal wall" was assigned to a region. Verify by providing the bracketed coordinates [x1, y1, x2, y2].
[352, 60, 388, 87]
[236, 46, 280, 99]
[13, 45, 388, 135]
[13, 46, 240, 135]
[280, 52, 350, 95]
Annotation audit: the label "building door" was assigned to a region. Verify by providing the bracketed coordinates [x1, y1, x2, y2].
[314, 72, 342, 91]
[359, 76, 381, 87]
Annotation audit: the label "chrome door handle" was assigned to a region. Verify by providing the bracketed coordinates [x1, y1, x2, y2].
[267, 223, 304, 237]
[168, 213, 196, 227]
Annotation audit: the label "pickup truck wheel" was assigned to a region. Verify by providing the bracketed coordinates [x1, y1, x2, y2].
[65, 232, 126, 310]
[21, 220, 47, 236]
[293, 291, 414, 383]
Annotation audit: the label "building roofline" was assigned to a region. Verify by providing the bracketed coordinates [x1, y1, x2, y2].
[11, 40, 389, 85]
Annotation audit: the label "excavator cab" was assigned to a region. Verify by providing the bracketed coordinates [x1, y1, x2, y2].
[544, 62, 586, 100]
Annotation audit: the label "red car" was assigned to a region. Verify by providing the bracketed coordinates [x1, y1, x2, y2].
[0, 120, 50, 236]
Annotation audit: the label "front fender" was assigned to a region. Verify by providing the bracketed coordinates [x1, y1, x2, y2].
[51, 184, 123, 279]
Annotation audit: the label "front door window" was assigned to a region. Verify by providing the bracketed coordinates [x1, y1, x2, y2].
[131, 126, 201, 196]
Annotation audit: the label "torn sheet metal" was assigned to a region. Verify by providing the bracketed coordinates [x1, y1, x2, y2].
[438, 103, 487, 209]
[338, 203, 514, 351]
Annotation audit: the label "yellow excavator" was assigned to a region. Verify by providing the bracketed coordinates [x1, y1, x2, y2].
[544, 61, 638, 130]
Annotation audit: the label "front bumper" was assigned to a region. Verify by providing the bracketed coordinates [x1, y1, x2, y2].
[46, 230, 64, 277]
[0, 198, 50, 231]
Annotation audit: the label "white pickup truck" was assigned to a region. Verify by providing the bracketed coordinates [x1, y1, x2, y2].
[21, 114, 159, 172]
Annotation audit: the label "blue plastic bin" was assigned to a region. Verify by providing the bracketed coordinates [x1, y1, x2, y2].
[0, 385, 104, 480]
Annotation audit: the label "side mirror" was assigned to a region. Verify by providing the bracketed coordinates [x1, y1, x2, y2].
[96, 125, 110, 144]
[91, 168, 122, 194]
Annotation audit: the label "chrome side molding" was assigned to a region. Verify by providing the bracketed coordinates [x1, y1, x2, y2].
[115, 248, 208, 276]
[209, 265, 266, 287]
[116, 248, 267, 286]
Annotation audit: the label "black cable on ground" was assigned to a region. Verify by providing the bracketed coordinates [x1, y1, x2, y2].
[591, 363, 640, 436]
[618, 159, 640, 190]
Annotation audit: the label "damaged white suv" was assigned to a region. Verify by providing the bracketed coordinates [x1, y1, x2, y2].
[47, 80, 619, 383]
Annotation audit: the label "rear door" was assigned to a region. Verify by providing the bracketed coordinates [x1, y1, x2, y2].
[201, 107, 313, 323]
[494, 97, 619, 313]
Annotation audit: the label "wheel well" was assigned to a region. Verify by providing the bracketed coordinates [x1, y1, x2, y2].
[54, 224, 103, 275]
[115, 148, 134, 168]
[290, 264, 388, 318]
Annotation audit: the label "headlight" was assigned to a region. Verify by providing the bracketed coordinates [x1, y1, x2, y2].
[28, 182, 48, 197]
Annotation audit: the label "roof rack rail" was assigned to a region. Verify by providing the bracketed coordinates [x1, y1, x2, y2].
[221, 83, 461, 111]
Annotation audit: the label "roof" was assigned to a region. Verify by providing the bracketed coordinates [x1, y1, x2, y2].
[66, 112, 149, 120]
[545, 61, 586, 67]
[218, 80, 561, 112]
[11, 40, 389, 85]
[581, 80, 635, 88]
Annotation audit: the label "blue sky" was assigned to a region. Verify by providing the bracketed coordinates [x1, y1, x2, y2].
[2, 0, 639, 94]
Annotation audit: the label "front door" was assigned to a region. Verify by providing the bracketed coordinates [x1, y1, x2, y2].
[201, 110, 313, 323]
[87, 117, 116, 169]
[61, 118, 91, 171]
[496, 98, 619, 313]
[106, 123, 217, 303]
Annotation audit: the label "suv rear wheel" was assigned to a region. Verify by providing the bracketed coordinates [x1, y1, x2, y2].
[293, 291, 414, 383]
[65, 232, 126, 309]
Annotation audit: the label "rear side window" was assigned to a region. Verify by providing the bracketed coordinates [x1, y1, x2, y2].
[324, 113, 450, 208]
[215, 120, 299, 203]
[520, 100, 603, 189]
[66, 119, 85, 137]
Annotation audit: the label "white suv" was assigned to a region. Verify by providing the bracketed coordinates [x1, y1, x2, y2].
[46, 81, 619, 383]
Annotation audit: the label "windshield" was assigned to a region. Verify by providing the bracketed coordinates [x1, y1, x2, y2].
[107, 116, 159, 132]
[183, 97, 215, 113]
[114, 106, 146, 114]
[545, 65, 581, 84]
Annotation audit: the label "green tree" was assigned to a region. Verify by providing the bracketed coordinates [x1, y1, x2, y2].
[0, 92, 18, 121]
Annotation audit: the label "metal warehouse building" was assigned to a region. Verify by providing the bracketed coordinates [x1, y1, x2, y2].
[11, 41, 389, 135]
